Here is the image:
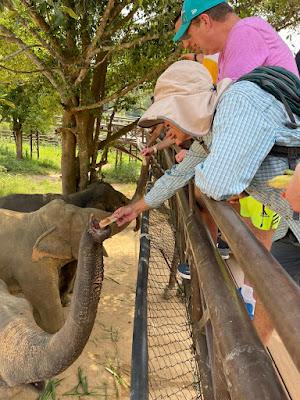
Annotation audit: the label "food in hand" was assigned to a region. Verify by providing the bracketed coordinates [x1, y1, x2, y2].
[267, 174, 293, 189]
[99, 215, 117, 228]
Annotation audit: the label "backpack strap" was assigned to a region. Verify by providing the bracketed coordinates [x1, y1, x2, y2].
[237, 66, 300, 129]
[270, 145, 300, 170]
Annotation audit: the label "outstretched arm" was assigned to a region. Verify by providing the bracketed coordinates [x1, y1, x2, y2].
[141, 136, 176, 156]
[112, 198, 149, 227]
[113, 141, 207, 226]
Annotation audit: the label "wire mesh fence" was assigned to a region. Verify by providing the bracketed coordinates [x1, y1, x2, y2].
[147, 205, 202, 400]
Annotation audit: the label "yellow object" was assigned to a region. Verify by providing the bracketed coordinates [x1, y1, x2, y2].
[203, 58, 218, 84]
[239, 197, 281, 230]
[267, 175, 293, 189]
[201, 55, 278, 231]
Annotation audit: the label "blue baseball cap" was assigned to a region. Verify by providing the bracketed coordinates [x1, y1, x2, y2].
[173, 0, 227, 42]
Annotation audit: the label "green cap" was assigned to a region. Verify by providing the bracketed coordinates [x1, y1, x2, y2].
[173, 0, 227, 42]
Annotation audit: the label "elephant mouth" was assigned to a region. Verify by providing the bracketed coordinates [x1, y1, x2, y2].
[88, 215, 111, 243]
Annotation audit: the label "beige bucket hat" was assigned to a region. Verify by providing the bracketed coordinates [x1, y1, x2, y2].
[138, 60, 232, 137]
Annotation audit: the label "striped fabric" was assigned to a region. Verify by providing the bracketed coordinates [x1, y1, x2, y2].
[145, 81, 300, 241]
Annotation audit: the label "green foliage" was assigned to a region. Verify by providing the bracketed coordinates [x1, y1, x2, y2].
[0, 139, 61, 174]
[103, 152, 142, 183]
[0, 78, 61, 135]
[0, 172, 61, 195]
[0, 0, 299, 190]
[0, 139, 61, 195]
[62, 367, 99, 397]
[38, 378, 63, 400]
[231, 0, 300, 29]
[60, 6, 79, 20]
[0, 97, 15, 108]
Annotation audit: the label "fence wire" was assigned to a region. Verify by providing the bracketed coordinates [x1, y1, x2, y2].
[147, 206, 202, 400]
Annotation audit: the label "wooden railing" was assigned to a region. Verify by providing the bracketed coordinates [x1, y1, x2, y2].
[140, 148, 300, 399]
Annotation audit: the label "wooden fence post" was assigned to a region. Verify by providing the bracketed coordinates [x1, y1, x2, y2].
[30, 133, 33, 159]
[36, 131, 40, 159]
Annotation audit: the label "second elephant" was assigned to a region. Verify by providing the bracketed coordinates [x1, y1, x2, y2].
[0, 181, 129, 212]
[0, 199, 123, 334]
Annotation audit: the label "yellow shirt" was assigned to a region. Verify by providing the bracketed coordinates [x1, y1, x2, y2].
[203, 58, 218, 84]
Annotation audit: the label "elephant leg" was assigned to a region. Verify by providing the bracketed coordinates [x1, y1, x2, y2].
[59, 260, 77, 306]
[20, 264, 65, 334]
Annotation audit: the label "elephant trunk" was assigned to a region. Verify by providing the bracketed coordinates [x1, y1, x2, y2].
[0, 217, 110, 386]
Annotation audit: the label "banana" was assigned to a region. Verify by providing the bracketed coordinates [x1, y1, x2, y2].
[284, 169, 294, 176]
[267, 174, 293, 189]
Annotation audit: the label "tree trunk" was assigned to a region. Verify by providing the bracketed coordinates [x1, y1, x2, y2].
[76, 111, 90, 191]
[61, 52, 108, 193]
[61, 109, 77, 195]
[13, 118, 23, 160]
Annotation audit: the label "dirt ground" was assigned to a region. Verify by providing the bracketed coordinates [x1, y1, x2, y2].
[0, 183, 139, 400]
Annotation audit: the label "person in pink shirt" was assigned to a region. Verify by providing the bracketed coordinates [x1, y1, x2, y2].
[174, 0, 299, 345]
[174, 1, 299, 81]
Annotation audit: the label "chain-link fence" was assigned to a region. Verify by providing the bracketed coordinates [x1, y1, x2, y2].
[147, 206, 202, 400]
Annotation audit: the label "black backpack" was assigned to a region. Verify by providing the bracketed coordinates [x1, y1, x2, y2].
[238, 66, 300, 170]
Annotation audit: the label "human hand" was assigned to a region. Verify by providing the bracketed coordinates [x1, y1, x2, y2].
[180, 53, 204, 63]
[141, 147, 155, 157]
[281, 165, 300, 212]
[112, 205, 139, 227]
[227, 192, 248, 204]
[175, 149, 187, 163]
[165, 127, 177, 140]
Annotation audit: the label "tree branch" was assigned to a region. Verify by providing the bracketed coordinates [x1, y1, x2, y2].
[103, 3, 139, 39]
[92, 32, 165, 56]
[0, 45, 42, 62]
[0, 24, 66, 101]
[19, 0, 65, 61]
[0, 64, 60, 73]
[75, 0, 115, 86]
[113, 144, 142, 161]
[99, 119, 139, 149]
[107, 0, 131, 27]
[15, 11, 66, 65]
[72, 51, 180, 113]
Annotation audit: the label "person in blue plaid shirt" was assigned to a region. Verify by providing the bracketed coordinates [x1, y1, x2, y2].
[114, 79, 300, 240]
[112, 64, 300, 344]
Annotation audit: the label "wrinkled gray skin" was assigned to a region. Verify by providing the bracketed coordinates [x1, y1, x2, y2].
[0, 216, 110, 387]
[0, 181, 137, 301]
[0, 199, 123, 334]
[0, 181, 129, 212]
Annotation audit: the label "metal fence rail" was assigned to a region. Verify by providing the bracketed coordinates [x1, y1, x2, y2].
[131, 205, 151, 400]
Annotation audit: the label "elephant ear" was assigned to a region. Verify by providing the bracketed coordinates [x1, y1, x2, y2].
[32, 225, 73, 262]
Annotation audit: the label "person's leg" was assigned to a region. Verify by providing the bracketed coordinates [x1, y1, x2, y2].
[195, 187, 275, 344]
[241, 223, 275, 345]
[242, 217, 274, 249]
[194, 188, 218, 240]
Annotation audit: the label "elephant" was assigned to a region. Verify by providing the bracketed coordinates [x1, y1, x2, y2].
[0, 199, 122, 334]
[0, 180, 129, 213]
[0, 216, 111, 387]
[0, 181, 133, 305]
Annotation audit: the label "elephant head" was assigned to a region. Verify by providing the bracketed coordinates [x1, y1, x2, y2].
[31, 199, 121, 262]
[0, 216, 110, 387]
